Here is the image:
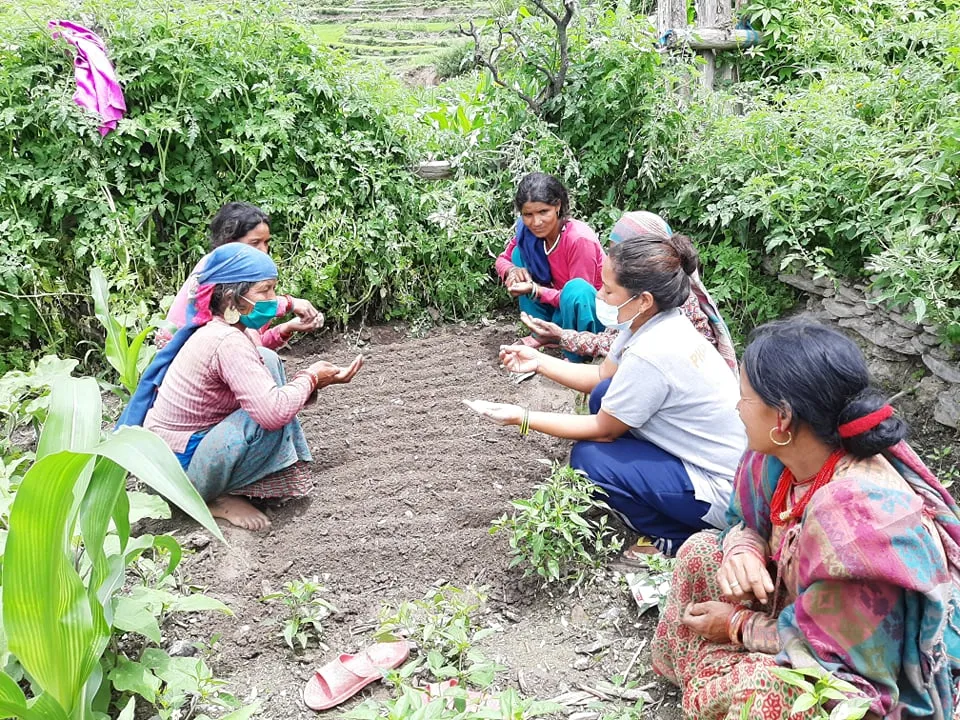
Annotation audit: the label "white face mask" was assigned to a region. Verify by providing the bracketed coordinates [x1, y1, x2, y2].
[596, 294, 639, 331]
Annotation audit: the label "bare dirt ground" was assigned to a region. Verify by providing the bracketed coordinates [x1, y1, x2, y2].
[157, 322, 684, 719]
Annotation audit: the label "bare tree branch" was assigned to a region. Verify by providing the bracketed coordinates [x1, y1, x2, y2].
[505, 28, 555, 87]
[459, 20, 540, 113]
[458, 0, 577, 117]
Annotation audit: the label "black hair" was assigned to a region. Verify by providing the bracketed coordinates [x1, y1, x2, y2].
[607, 233, 699, 311]
[209, 202, 270, 250]
[513, 172, 570, 220]
[210, 281, 254, 316]
[743, 320, 907, 458]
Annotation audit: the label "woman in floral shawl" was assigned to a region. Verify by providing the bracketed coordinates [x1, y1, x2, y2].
[653, 320, 960, 719]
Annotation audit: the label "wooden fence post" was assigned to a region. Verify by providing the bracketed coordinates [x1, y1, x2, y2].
[658, 0, 759, 92]
[694, 0, 732, 89]
[656, 0, 687, 40]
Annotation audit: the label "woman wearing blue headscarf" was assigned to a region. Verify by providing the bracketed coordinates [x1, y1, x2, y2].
[494, 172, 604, 361]
[119, 243, 362, 530]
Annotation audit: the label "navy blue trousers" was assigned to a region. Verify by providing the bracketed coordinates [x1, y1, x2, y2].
[570, 378, 711, 555]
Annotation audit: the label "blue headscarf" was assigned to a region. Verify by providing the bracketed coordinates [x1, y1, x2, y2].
[515, 217, 553, 287]
[117, 243, 278, 428]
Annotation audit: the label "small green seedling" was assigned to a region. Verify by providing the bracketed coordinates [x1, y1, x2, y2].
[771, 665, 872, 720]
[262, 577, 338, 651]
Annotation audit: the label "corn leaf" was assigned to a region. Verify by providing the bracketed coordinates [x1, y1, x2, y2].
[122, 325, 155, 394]
[4, 452, 110, 716]
[0, 672, 67, 720]
[90, 267, 127, 382]
[36, 377, 101, 459]
[80, 458, 129, 605]
[99, 427, 223, 543]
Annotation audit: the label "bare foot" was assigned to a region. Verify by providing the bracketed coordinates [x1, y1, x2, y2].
[208, 495, 271, 531]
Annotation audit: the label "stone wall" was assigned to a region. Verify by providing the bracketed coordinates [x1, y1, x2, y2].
[777, 270, 960, 430]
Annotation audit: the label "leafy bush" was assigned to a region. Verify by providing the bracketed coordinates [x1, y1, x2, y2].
[0, 0, 531, 367]
[431, 40, 477, 80]
[652, 0, 960, 337]
[491, 464, 622, 586]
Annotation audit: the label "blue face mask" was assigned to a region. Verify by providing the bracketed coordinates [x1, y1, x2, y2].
[239, 296, 278, 330]
[595, 294, 639, 331]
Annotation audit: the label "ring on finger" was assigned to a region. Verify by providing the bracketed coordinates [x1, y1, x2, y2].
[729, 580, 740, 588]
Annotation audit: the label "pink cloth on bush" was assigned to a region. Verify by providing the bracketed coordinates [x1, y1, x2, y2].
[49, 20, 126, 135]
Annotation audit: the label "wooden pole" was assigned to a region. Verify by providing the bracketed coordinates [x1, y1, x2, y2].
[656, 0, 686, 38]
[694, 0, 733, 89]
[670, 27, 760, 51]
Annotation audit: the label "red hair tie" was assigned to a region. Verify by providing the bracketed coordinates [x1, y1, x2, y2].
[838, 405, 894, 438]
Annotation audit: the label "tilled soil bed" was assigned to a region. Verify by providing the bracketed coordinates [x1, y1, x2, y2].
[151, 322, 683, 719]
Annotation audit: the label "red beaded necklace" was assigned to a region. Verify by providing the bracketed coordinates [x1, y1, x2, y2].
[770, 449, 845, 526]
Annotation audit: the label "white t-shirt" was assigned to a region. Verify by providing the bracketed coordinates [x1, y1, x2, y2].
[602, 309, 746, 528]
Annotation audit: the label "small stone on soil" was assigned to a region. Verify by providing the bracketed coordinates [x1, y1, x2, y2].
[167, 639, 197, 657]
[183, 532, 211, 550]
[575, 638, 613, 655]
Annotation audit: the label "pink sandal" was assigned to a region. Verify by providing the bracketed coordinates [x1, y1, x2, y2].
[303, 641, 410, 711]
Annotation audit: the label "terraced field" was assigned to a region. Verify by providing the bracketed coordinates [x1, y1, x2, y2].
[294, 0, 494, 70]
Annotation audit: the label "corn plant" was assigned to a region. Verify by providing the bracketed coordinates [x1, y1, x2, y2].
[0, 376, 226, 719]
[491, 464, 623, 586]
[90, 267, 158, 398]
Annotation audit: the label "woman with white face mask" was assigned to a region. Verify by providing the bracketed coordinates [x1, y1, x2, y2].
[465, 222, 745, 558]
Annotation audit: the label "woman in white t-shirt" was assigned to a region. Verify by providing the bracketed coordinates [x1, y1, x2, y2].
[465, 223, 745, 557]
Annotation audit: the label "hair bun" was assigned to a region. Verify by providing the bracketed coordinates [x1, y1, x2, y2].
[837, 388, 908, 458]
[666, 234, 699, 276]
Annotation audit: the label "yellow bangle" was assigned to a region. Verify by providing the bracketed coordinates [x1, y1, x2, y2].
[519, 408, 530, 436]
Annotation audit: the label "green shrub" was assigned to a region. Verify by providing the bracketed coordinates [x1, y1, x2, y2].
[377, 585, 500, 686]
[0, 0, 527, 367]
[653, 0, 960, 337]
[491, 464, 623, 586]
[432, 40, 476, 79]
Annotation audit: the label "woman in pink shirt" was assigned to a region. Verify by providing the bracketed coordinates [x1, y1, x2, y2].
[155, 202, 323, 350]
[495, 173, 604, 362]
[120, 243, 362, 531]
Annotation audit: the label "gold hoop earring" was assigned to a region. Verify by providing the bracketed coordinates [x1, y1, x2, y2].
[769, 427, 793, 447]
[223, 305, 240, 324]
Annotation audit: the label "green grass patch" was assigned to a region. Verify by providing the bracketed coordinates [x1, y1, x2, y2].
[306, 23, 347, 44]
[341, 34, 446, 47]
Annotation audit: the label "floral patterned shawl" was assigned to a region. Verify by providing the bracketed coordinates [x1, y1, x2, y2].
[724, 443, 960, 718]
